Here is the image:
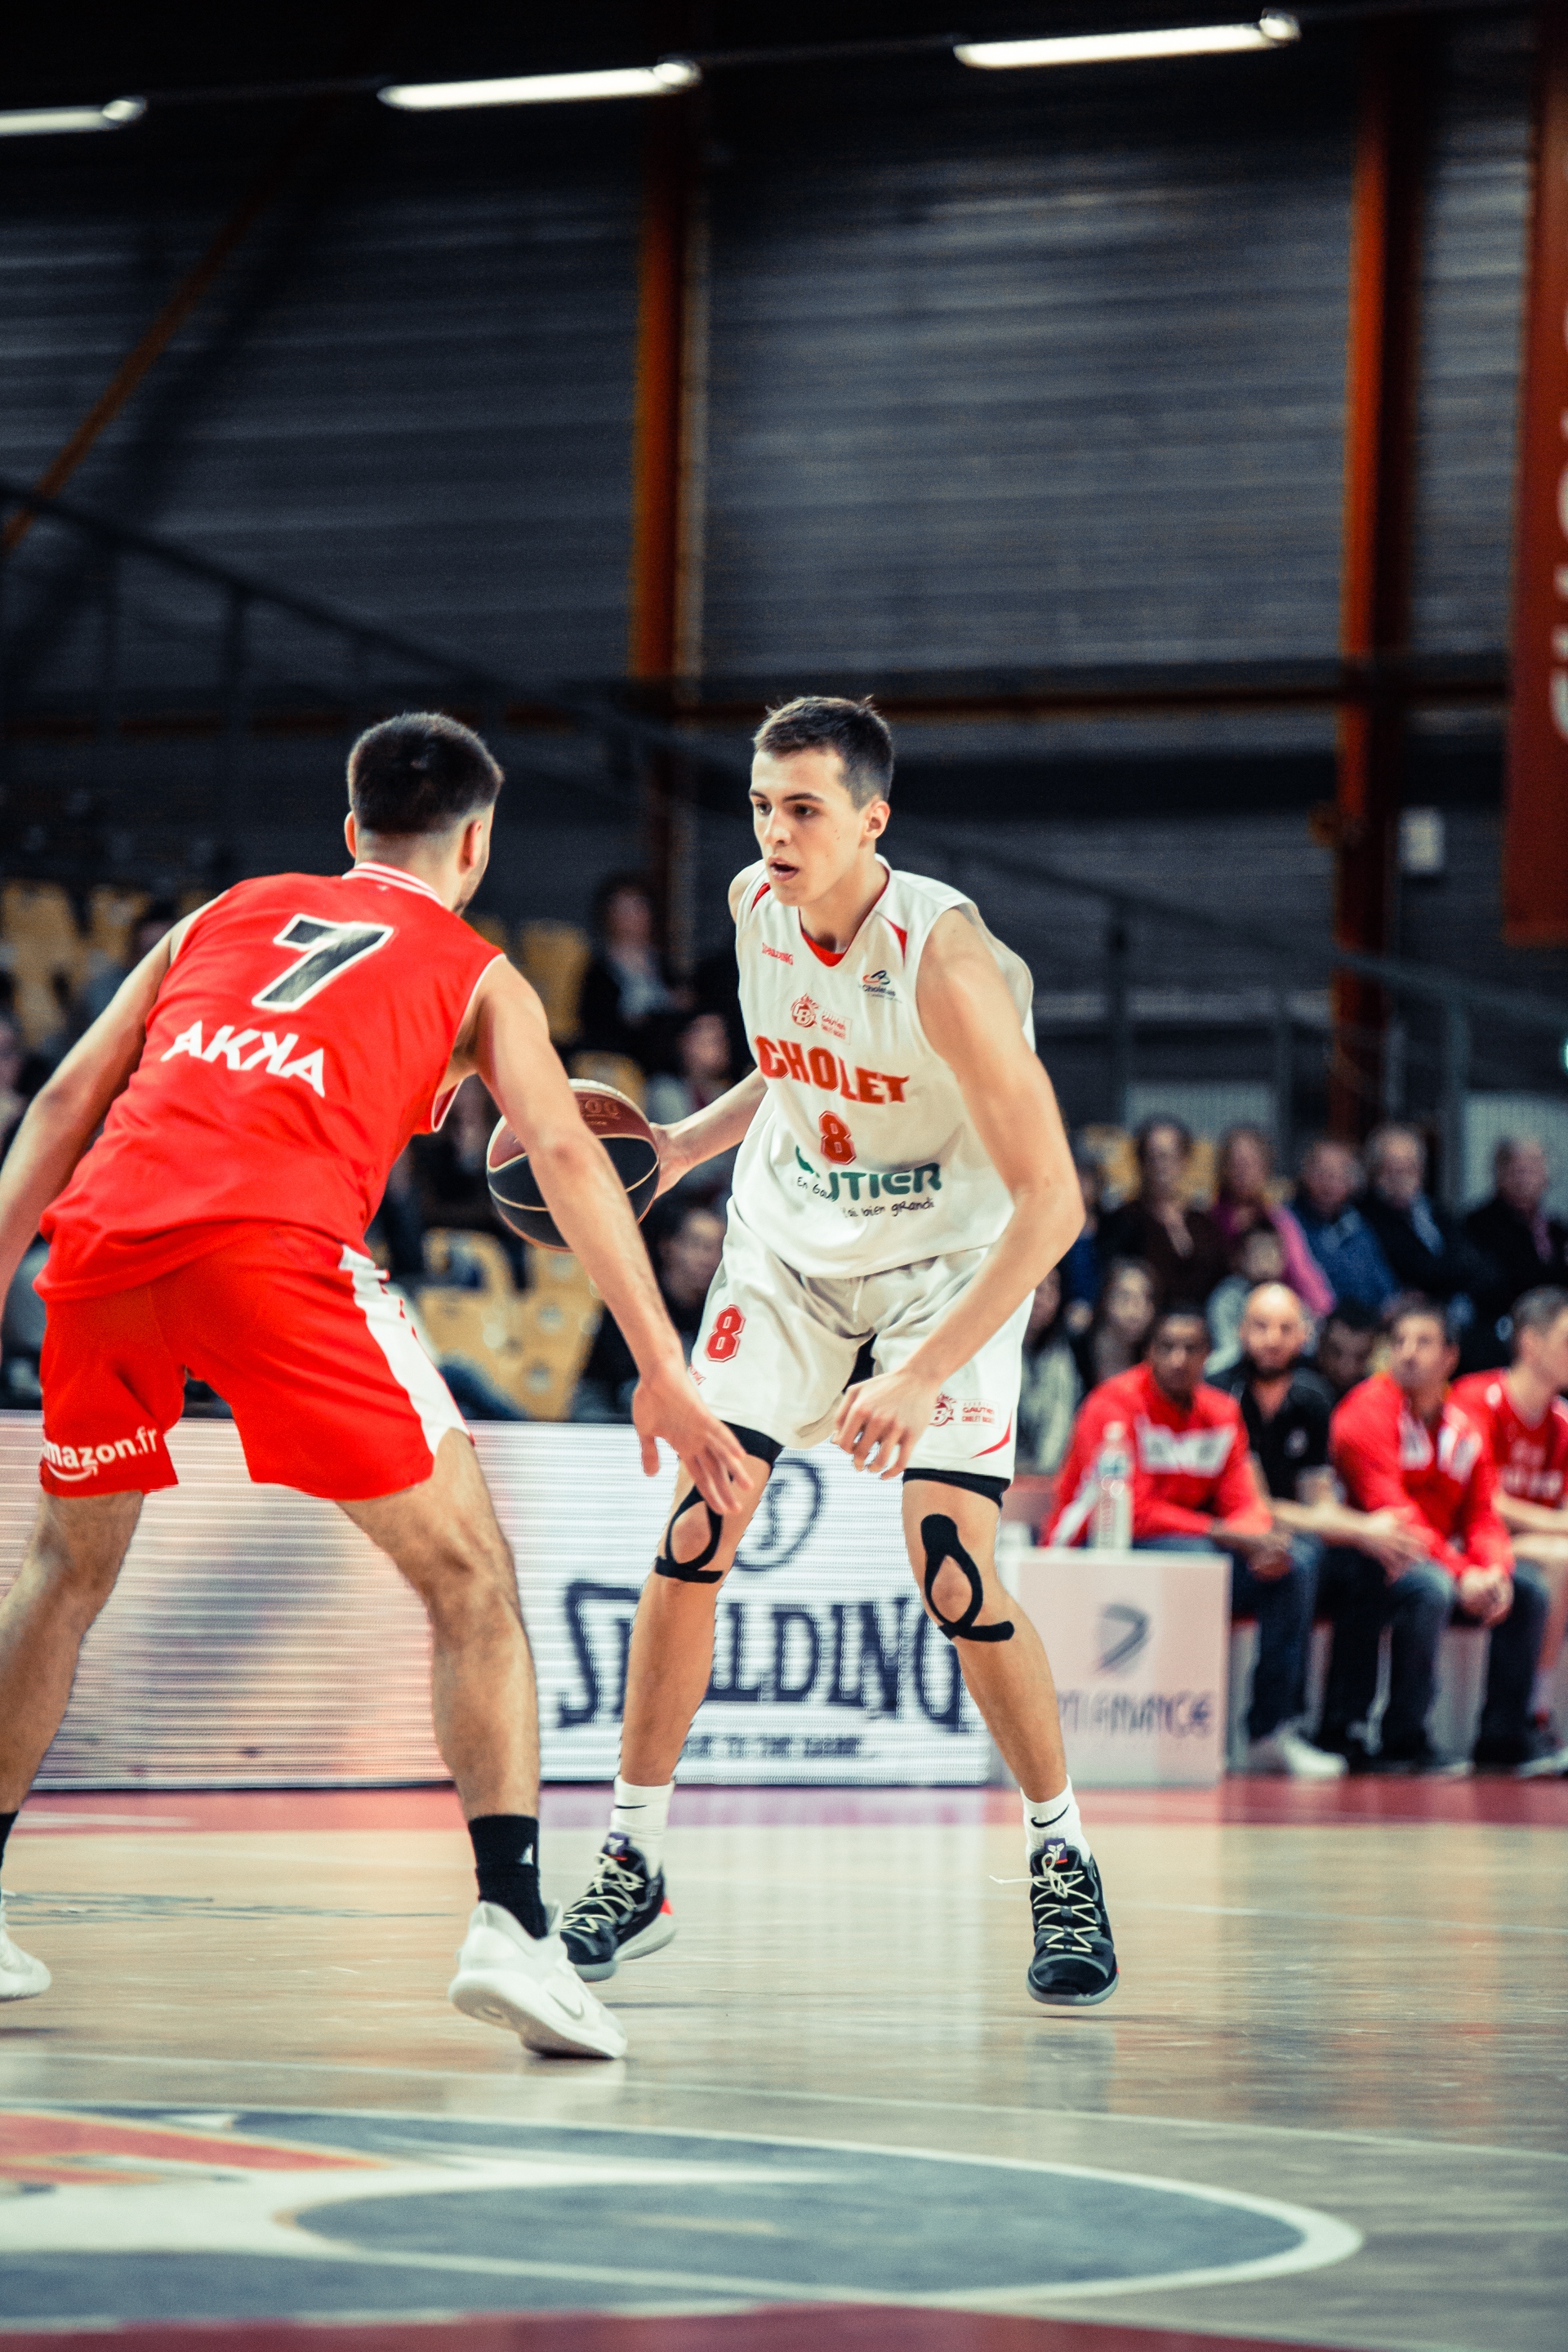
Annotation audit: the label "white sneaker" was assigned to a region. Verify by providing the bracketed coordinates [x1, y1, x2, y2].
[0, 1894, 50, 2002]
[1246, 1726, 1348, 1780]
[448, 1901, 627, 2060]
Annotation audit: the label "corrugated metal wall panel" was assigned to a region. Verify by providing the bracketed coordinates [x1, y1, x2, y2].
[1410, 14, 1532, 656]
[0, 105, 644, 693]
[699, 49, 1357, 678]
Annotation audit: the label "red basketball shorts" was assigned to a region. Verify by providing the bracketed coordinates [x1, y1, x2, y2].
[38, 1226, 466, 1501]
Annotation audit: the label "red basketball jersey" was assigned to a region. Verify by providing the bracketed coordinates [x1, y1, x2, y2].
[40, 862, 501, 1299]
[1450, 1371, 1568, 1505]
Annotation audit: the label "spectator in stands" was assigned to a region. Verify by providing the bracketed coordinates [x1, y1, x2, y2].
[1098, 1117, 1229, 1310]
[1058, 1139, 1104, 1333]
[1292, 1138, 1398, 1311]
[1072, 1256, 1157, 1392]
[1451, 1288, 1568, 1768]
[1356, 1125, 1481, 1333]
[76, 897, 178, 1027]
[368, 1145, 426, 1285]
[1205, 1223, 1289, 1376]
[1310, 1297, 1380, 1400]
[646, 1012, 734, 1128]
[1017, 1265, 1083, 1476]
[0, 1017, 30, 1165]
[1049, 1304, 1345, 1775]
[1317, 1296, 1552, 1775]
[1463, 1138, 1568, 1369]
[572, 1200, 725, 1421]
[1213, 1125, 1334, 1318]
[579, 873, 688, 1076]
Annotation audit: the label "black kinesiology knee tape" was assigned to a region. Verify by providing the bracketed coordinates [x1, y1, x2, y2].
[920, 1514, 1013, 1643]
[653, 1421, 782, 1585]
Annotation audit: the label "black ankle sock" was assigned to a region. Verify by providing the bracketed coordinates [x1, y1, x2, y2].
[0, 1811, 15, 1875]
[468, 1813, 546, 1939]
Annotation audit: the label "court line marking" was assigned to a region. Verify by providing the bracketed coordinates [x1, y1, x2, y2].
[15, 2056, 1566, 2167]
[1, 2100, 1362, 2308]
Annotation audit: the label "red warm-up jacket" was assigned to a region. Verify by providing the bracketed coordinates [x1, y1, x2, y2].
[1047, 1362, 1270, 1545]
[1329, 1373, 1512, 1580]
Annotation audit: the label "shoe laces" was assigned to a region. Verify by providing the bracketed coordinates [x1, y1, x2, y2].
[562, 1844, 649, 1934]
[1030, 1855, 1102, 1955]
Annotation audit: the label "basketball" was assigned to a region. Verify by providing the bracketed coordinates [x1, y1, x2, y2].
[486, 1080, 660, 1251]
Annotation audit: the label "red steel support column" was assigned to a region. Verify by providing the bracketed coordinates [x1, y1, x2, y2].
[1330, 21, 1433, 1138]
[1504, 4, 1568, 947]
[628, 41, 705, 974]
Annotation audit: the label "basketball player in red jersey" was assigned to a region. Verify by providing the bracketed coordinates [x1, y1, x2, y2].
[0, 714, 747, 2056]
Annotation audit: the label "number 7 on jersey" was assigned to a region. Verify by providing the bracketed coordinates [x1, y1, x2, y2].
[252, 916, 394, 1011]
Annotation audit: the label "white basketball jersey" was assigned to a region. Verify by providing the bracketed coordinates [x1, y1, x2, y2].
[728, 857, 1035, 1278]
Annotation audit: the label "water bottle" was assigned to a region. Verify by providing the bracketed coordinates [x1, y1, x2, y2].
[1091, 1420, 1133, 1551]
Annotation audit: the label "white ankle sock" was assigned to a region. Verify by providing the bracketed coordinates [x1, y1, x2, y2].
[609, 1775, 673, 1873]
[1024, 1780, 1089, 1862]
[1530, 1668, 1557, 1720]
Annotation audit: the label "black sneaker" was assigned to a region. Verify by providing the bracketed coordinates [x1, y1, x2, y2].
[1026, 1842, 1118, 2009]
[1473, 1725, 1568, 1778]
[1374, 1735, 1472, 1779]
[559, 1834, 675, 1983]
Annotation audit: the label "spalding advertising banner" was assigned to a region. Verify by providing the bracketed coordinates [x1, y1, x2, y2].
[0, 1418, 988, 1789]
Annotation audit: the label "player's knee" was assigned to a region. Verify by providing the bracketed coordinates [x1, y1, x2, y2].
[408, 1530, 519, 1636]
[926, 1553, 980, 1624]
[33, 1496, 137, 1619]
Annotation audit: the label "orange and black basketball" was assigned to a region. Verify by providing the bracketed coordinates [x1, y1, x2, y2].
[486, 1080, 660, 1251]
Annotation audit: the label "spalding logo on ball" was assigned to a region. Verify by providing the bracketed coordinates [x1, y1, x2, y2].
[487, 1080, 660, 1251]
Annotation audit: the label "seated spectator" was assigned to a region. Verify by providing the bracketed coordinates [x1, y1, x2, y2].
[1213, 1124, 1334, 1318]
[1098, 1118, 1229, 1310]
[1451, 1287, 1568, 1770]
[646, 1012, 735, 1129]
[1205, 1223, 1290, 1375]
[1356, 1125, 1482, 1334]
[1317, 1296, 1552, 1775]
[368, 1144, 427, 1285]
[1463, 1137, 1568, 1369]
[1017, 1265, 1083, 1476]
[1208, 1282, 1351, 1775]
[1310, 1296, 1380, 1398]
[578, 873, 688, 1076]
[1072, 1256, 1157, 1392]
[76, 897, 179, 1027]
[1058, 1140, 1104, 1334]
[1293, 1138, 1398, 1312]
[573, 1199, 725, 1421]
[0, 1017, 33, 1165]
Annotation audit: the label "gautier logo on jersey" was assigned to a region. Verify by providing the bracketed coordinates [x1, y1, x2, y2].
[792, 1146, 940, 1209]
[755, 1036, 908, 1104]
[160, 1020, 326, 1098]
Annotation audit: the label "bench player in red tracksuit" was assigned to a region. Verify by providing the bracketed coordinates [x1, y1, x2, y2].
[1317, 1295, 1552, 1775]
[0, 713, 746, 2053]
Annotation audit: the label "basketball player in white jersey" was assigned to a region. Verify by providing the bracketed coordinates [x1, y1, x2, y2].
[561, 697, 1117, 2007]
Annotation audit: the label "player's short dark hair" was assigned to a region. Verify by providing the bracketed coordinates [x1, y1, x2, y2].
[1384, 1291, 1454, 1344]
[1511, 1285, 1568, 1348]
[348, 712, 503, 836]
[1322, 1296, 1379, 1335]
[753, 697, 893, 809]
[1149, 1303, 1210, 1345]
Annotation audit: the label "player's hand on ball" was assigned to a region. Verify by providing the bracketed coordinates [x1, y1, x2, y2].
[633, 1363, 751, 1513]
[832, 1369, 944, 1480]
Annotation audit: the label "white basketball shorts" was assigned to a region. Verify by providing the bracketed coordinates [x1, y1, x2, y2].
[688, 1205, 1029, 1479]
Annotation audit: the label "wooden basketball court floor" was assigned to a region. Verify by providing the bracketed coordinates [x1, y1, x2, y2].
[0, 1780, 1562, 2352]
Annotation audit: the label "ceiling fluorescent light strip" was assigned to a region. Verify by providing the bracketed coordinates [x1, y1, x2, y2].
[379, 60, 698, 111]
[956, 16, 1298, 69]
[0, 96, 145, 136]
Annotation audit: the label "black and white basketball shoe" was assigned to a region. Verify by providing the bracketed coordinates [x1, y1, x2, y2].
[559, 1833, 676, 1982]
[1026, 1841, 1119, 2008]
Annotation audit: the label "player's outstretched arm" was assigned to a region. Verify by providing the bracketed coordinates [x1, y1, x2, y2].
[652, 1067, 766, 1198]
[832, 911, 1083, 1477]
[463, 960, 749, 1513]
[0, 924, 188, 1300]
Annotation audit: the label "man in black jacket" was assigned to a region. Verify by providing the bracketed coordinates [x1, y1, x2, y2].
[1463, 1138, 1568, 1370]
[1358, 1125, 1485, 1348]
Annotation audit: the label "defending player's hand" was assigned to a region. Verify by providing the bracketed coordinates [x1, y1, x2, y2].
[831, 1366, 944, 1480]
[632, 1362, 751, 1513]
